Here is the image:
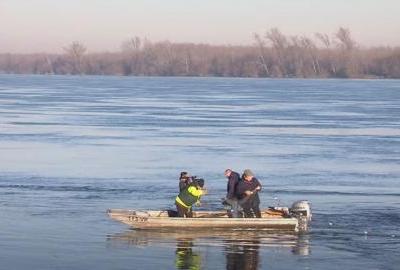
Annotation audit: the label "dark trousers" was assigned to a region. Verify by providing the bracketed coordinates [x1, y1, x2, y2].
[242, 198, 261, 218]
[176, 203, 193, 218]
[225, 198, 242, 218]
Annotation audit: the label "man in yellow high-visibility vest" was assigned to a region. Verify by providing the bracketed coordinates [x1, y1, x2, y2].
[175, 178, 207, 217]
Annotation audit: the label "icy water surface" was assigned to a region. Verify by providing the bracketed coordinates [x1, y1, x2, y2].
[0, 75, 399, 270]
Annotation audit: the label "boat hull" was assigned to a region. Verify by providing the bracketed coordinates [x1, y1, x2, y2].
[107, 209, 299, 232]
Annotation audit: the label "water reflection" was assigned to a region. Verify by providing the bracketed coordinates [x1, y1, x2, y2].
[225, 239, 260, 270]
[108, 230, 310, 270]
[175, 238, 201, 270]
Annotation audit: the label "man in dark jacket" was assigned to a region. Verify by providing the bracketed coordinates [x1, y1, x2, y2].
[224, 169, 240, 199]
[223, 169, 241, 217]
[236, 169, 262, 218]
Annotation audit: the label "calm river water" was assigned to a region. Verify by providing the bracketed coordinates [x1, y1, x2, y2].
[0, 75, 399, 270]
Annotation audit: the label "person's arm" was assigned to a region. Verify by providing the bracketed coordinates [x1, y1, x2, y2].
[235, 181, 245, 199]
[244, 178, 262, 196]
[255, 178, 262, 191]
[188, 186, 206, 206]
[227, 178, 237, 199]
[179, 180, 187, 191]
[188, 186, 205, 197]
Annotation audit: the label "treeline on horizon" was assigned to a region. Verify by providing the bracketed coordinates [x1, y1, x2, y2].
[0, 27, 399, 78]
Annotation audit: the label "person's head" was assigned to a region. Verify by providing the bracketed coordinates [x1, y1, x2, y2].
[194, 178, 205, 188]
[243, 169, 254, 181]
[180, 171, 190, 180]
[224, 169, 232, 178]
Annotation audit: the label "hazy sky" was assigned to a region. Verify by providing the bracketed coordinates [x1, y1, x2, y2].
[1, 0, 399, 53]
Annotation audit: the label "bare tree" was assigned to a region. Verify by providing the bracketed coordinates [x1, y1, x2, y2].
[265, 28, 288, 49]
[334, 27, 359, 77]
[315, 33, 331, 49]
[63, 41, 87, 74]
[300, 36, 320, 76]
[182, 46, 192, 75]
[335, 27, 356, 51]
[121, 36, 142, 75]
[315, 32, 337, 76]
[253, 33, 270, 76]
[45, 56, 54, 74]
[121, 36, 141, 52]
[265, 28, 288, 76]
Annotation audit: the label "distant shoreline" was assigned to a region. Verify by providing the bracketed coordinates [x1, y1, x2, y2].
[0, 73, 395, 80]
[1, 28, 399, 79]
[1, 46, 398, 79]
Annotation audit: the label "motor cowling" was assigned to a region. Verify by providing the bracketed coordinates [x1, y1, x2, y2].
[290, 200, 312, 232]
[290, 200, 312, 220]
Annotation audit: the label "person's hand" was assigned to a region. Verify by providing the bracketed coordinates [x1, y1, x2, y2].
[201, 188, 208, 195]
[245, 190, 253, 196]
[195, 201, 201, 207]
[255, 186, 261, 191]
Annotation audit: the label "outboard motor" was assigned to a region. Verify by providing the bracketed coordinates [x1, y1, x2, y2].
[290, 200, 312, 232]
[290, 200, 312, 220]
